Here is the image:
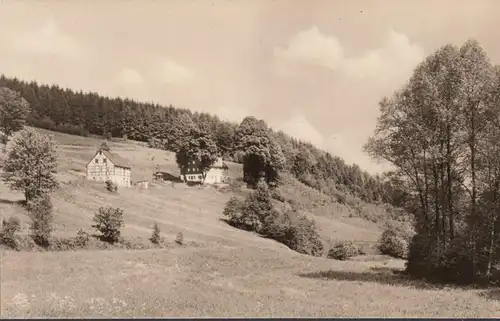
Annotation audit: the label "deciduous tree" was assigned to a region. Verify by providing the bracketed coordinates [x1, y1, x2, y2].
[1, 128, 59, 202]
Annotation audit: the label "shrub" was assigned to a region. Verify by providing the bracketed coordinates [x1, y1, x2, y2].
[92, 206, 124, 243]
[150, 222, 161, 244]
[26, 194, 54, 247]
[223, 184, 275, 233]
[0, 216, 21, 249]
[406, 233, 475, 284]
[377, 218, 415, 259]
[75, 229, 90, 248]
[175, 232, 184, 245]
[48, 237, 77, 251]
[222, 196, 247, 227]
[105, 180, 118, 192]
[328, 241, 361, 260]
[262, 210, 324, 257]
[378, 230, 409, 259]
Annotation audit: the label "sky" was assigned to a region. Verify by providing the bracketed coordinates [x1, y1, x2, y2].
[0, 0, 499, 174]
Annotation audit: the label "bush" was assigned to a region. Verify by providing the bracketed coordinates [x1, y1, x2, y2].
[406, 233, 475, 284]
[92, 206, 124, 243]
[378, 230, 409, 259]
[105, 180, 118, 192]
[222, 183, 274, 233]
[75, 229, 90, 248]
[0, 216, 21, 249]
[377, 218, 415, 259]
[175, 232, 184, 245]
[26, 194, 54, 247]
[222, 196, 247, 227]
[262, 210, 324, 257]
[328, 241, 362, 260]
[150, 222, 161, 244]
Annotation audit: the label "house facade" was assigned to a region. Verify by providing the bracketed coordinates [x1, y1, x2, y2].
[86, 149, 131, 187]
[180, 157, 229, 184]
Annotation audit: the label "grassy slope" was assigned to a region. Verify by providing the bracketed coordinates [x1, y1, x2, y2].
[1, 128, 499, 317]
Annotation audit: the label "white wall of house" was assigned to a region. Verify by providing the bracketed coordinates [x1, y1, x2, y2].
[183, 167, 227, 184]
[86, 152, 131, 187]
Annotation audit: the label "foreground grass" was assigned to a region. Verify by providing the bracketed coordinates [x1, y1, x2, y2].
[2, 245, 499, 318]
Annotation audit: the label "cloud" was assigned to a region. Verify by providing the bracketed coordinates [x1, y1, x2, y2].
[342, 30, 424, 82]
[326, 134, 393, 174]
[116, 68, 144, 85]
[157, 58, 195, 84]
[274, 111, 325, 149]
[274, 27, 424, 84]
[274, 26, 344, 70]
[8, 19, 82, 60]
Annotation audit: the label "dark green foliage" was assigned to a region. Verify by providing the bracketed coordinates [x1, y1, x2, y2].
[327, 241, 362, 261]
[92, 206, 124, 243]
[105, 180, 118, 192]
[26, 194, 54, 247]
[150, 222, 161, 244]
[0, 216, 21, 249]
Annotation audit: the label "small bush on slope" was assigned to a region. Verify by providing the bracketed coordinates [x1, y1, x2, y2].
[223, 182, 273, 233]
[0, 216, 21, 249]
[150, 222, 161, 244]
[175, 232, 184, 245]
[26, 194, 54, 247]
[328, 241, 362, 261]
[105, 180, 118, 193]
[92, 206, 124, 243]
[223, 181, 324, 257]
[262, 210, 324, 257]
[377, 217, 415, 259]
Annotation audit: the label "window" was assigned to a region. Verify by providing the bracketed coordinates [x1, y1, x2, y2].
[103, 158, 107, 163]
[198, 175, 202, 179]
[95, 159, 98, 163]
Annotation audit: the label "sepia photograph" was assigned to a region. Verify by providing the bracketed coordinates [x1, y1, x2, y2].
[0, 0, 499, 318]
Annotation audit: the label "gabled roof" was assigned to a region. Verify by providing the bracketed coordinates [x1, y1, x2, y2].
[87, 149, 131, 169]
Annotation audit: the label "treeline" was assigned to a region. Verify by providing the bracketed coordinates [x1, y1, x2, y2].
[365, 39, 500, 284]
[0, 75, 403, 207]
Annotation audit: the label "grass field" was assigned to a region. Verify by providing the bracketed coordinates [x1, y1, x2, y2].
[1, 128, 499, 317]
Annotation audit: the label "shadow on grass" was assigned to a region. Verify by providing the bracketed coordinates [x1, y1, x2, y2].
[479, 288, 500, 301]
[297, 267, 472, 290]
[0, 198, 25, 206]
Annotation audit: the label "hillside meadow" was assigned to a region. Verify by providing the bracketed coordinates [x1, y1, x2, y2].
[1, 128, 499, 317]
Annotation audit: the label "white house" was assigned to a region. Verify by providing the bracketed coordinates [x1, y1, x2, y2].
[180, 157, 229, 184]
[86, 149, 131, 187]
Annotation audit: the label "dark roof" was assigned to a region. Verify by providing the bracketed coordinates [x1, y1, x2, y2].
[101, 150, 131, 168]
[87, 149, 131, 169]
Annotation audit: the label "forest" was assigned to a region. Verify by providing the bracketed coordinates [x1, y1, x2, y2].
[0, 74, 404, 208]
